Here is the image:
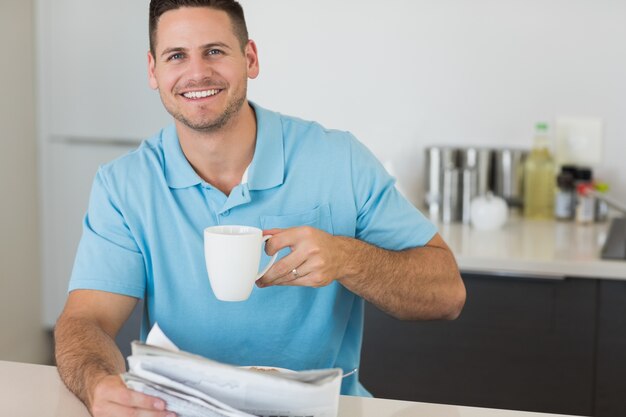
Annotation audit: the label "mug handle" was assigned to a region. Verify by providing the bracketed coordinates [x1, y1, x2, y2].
[256, 235, 278, 279]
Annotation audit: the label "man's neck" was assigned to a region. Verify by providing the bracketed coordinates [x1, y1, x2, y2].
[176, 102, 257, 196]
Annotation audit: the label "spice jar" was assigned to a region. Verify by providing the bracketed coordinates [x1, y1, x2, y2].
[575, 183, 595, 224]
[554, 171, 575, 220]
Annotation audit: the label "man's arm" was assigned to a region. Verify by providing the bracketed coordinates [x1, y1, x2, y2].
[258, 228, 465, 321]
[337, 233, 465, 320]
[55, 290, 172, 416]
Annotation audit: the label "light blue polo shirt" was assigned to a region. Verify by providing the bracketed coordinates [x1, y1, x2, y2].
[69, 102, 437, 396]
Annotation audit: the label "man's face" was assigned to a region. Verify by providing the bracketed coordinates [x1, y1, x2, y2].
[148, 7, 259, 132]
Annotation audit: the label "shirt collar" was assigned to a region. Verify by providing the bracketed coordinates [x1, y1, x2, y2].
[163, 102, 285, 191]
[246, 102, 284, 191]
[163, 124, 202, 189]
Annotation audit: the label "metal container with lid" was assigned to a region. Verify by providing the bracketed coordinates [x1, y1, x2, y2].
[424, 146, 460, 223]
[493, 148, 527, 208]
[458, 147, 493, 224]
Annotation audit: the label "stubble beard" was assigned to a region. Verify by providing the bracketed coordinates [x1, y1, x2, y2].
[164, 84, 247, 133]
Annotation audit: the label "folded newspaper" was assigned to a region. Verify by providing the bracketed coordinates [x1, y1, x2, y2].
[122, 323, 342, 417]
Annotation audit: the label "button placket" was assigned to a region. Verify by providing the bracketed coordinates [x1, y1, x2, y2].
[219, 183, 251, 218]
[201, 183, 226, 225]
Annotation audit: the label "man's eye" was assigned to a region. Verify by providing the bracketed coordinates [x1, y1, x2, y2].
[168, 53, 184, 61]
[207, 49, 222, 56]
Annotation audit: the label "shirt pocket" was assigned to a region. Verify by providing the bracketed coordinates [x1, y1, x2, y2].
[260, 203, 334, 235]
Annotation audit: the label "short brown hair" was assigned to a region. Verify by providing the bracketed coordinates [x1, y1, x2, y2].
[149, 0, 249, 56]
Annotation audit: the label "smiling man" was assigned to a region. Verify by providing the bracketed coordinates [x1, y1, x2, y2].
[54, 1, 465, 416]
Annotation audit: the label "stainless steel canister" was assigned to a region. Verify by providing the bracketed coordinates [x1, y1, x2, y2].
[424, 146, 443, 220]
[458, 147, 494, 224]
[424, 146, 460, 223]
[441, 163, 461, 223]
[493, 148, 527, 208]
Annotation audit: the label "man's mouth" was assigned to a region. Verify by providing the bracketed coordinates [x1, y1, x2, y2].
[181, 89, 222, 100]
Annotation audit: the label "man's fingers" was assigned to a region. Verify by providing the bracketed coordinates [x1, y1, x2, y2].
[258, 251, 306, 286]
[265, 262, 312, 286]
[274, 271, 326, 288]
[271, 258, 331, 288]
[263, 231, 297, 256]
[112, 386, 166, 410]
[94, 376, 161, 410]
[263, 228, 283, 236]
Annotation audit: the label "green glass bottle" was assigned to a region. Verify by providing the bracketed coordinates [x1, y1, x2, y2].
[523, 122, 556, 219]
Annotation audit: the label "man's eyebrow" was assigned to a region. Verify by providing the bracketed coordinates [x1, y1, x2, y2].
[160, 42, 232, 58]
[202, 42, 232, 50]
[160, 47, 187, 58]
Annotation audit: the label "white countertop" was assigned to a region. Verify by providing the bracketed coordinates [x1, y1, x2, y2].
[1, 360, 580, 417]
[438, 216, 626, 280]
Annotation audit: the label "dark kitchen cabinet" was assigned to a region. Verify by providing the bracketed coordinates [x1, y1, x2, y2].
[360, 273, 598, 416]
[595, 280, 626, 417]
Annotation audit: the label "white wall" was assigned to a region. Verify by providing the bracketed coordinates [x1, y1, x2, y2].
[0, 0, 49, 363]
[241, 0, 626, 206]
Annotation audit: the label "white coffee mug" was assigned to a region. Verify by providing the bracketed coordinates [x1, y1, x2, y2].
[204, 225, 277, 301]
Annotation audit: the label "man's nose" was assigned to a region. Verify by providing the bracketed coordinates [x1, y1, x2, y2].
[186, 55, 214, 80]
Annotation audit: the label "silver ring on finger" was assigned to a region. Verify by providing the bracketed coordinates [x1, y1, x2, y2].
[291, 268, 299, 279]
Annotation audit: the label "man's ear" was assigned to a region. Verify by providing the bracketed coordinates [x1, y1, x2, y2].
[245, 40, 260, 80]
[148, 51, 158, 90]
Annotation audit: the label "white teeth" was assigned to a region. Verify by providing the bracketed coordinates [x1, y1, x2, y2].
[183, 89, 220, 99]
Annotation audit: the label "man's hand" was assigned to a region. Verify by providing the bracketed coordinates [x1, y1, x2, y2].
[257, 227, 349, 288]
[89, 374, 175, 417]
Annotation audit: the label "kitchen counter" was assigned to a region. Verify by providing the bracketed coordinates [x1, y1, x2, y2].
[438, 216, 626, 280]
[1, 360, 578, 417]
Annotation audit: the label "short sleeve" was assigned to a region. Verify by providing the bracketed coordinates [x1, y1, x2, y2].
[349, 137, 437, 250]
[68, 168, 146, 298]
